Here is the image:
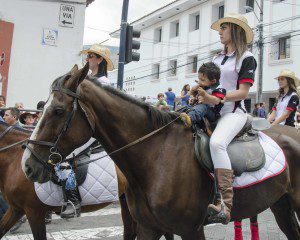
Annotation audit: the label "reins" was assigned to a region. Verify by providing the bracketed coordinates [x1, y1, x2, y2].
[0, 126, 29, 152]
[75, 115, 181, 167]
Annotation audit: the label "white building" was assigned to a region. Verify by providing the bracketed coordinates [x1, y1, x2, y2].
[111, 0, 300, 112]
[0, 0, 94, 108]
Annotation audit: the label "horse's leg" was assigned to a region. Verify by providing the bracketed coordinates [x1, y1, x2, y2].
[163, 232, 174, 240]
[25, 208, 47, 240]
[136, 224, 162, 240]
[119, 194, 137, 240]
[0, 207, 23, 238]
[270, 194, 300, 240]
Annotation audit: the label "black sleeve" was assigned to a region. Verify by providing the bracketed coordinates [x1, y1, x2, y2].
[238, 56, 257, 86]
[287, 95, 299, 111]
[212, 88, 226, 99]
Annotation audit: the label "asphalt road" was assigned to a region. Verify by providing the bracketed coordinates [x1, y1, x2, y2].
[3, 204, 287, 240]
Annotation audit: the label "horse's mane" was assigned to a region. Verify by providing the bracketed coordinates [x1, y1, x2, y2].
[0, 121, 31, 135]
[50, 73, 182, 128]
[87, 77, 182, 128]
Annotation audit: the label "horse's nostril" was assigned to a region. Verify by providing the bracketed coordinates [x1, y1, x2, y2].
[25, 164, 33, 177]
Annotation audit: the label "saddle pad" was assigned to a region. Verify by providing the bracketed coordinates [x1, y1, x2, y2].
[210, 131, 286, 189]
[34, 151, 119, 206]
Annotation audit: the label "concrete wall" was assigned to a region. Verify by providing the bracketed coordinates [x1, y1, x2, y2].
[0, 0, 86, 108]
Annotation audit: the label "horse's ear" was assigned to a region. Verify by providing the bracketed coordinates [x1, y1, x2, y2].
[77, 63, 89, 85]
[65, 63, 89, 91]
[70, 64, 79, 75]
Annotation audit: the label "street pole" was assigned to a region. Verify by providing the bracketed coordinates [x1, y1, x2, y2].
[117, 0, 129, 90]
[256, 0, 264, 103]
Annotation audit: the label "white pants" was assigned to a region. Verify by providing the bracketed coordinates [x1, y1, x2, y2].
[209, 110, 247, 170]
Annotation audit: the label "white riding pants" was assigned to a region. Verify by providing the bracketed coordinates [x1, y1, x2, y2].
[209, 110, 247, 170]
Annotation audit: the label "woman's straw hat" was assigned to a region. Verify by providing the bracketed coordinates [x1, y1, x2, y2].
[275, 69, 300, 87]
[81, 44, 114, 71]
[211, 13, 254, 44]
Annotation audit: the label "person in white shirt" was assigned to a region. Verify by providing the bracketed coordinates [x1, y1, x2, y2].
[200, 13, 257, 225]
[268, 70, 299, 127]
[81, 44, 114, 85]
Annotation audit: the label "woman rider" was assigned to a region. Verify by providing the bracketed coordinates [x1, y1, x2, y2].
[59, 44, 114, 219]
[268, 69, 299, 127]
[198, 13, 257, 224]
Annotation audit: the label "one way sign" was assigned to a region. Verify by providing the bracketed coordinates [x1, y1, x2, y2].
[59, 4, 75, 28]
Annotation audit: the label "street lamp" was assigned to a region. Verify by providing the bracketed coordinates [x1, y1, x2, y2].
[245, 1, 264, 104]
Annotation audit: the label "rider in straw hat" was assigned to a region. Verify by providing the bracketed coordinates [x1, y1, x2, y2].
[268, 69, 299, 127]
[58, 44, 115, 219]
[200, 13, 257, 225]
[81, 44, 114, 85]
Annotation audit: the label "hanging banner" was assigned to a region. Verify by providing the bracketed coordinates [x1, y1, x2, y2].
[0, 21, 14, 98]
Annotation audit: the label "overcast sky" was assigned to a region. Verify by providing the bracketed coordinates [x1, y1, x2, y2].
[83, 0, 174, 46]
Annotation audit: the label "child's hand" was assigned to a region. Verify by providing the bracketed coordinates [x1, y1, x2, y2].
[197, 87, 207, 97]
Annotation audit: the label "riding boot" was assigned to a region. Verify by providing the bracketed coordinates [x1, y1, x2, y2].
[234, 221, 244, 240]
[60, 181, 81, 219]
[207, 168, 234, 224]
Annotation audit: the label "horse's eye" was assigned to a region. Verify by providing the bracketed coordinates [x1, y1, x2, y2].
[54, 109, 64, 116]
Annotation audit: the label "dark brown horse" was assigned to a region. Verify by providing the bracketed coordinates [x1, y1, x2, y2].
[0, 122, 154, 240]
[22, 64, 300, 239]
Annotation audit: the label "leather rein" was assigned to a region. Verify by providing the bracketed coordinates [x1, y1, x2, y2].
[22, 85, 181, 171]
[0, 126, 28, 152]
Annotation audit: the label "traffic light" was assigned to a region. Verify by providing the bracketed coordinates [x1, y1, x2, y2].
[125, 25, 141, 64]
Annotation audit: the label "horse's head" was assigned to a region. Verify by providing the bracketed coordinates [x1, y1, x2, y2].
[22, 64, 95, 183]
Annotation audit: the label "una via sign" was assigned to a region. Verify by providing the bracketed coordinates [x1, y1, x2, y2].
[59, 4, 75, 28]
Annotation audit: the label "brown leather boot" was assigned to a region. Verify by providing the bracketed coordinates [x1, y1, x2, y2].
[207, 168, 234, 224]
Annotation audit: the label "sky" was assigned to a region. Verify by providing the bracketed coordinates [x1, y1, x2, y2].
[83, 0, 174, 46]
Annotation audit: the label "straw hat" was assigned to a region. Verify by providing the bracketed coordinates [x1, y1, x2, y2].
[81, 44, 114, 71]
[211, 13, 254, 44]
[19, 112, 38, 125]
[274, 69, 300, 87]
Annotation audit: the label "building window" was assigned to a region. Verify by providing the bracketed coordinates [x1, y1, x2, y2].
[152, 64, 160, 79]
[212, 2, 225, 23]
[169, 60, 177, 76]
[170, 20, 179, 38]
[218, 5, 225, 19]
[189, 13, 200, 31]
[270, 35, 291, 61]
[187, 55, 198, 74]
[154, 27, 162, 43]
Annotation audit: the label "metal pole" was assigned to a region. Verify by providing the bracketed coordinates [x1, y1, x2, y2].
[117, 0, 129, 90]
[256, 0, 264, 103]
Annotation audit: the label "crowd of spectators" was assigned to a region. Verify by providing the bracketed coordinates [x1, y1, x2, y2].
[0, 95, 45, 132]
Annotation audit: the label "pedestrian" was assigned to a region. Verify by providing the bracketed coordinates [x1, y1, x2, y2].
[268, 69, 299, 127]
[19, 112, 38, 130]
[14, 102, 24, 110]
[180, 84, 190, 106]
[3, 107, 20, 127]
[155, 93, 169, 111]
[165, 87, 176, 110]
[81, 43, 114, 85]
[206, 13, 257, 224]
[0, 95, 6, 118]
[36, 100, 46, 123]
[252, 103, 259, 117]
[257, 102, 266, 118]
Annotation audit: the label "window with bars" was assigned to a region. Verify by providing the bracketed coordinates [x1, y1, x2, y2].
[212, 2, 225, 23]
[270, 35, 291, 61]
[169, 60, 177, 76]
[189, 13, 200, 31]
[218, 5, 224, 19]
[170, 20, 180, 38]
[152, 64, 160, 79]
[154, 27, 162, 43]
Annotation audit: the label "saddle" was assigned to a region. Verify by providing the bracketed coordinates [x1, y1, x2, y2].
[51, 141, 104, 186]
[195, 115, 271, 176]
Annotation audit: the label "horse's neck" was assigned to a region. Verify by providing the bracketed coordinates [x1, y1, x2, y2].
[83, 83, 157, 184]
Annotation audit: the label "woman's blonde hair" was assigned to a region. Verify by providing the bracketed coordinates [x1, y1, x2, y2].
[223, 23, 248, 62]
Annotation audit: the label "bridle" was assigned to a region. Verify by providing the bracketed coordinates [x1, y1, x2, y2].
[23, 85, 93, 173]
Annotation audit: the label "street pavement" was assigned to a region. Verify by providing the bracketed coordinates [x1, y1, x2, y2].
[4, 203, 287, 240]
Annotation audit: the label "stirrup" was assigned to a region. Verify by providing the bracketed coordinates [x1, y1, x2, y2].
[207, 203, 228, 224]
[60, 200, 81, 218]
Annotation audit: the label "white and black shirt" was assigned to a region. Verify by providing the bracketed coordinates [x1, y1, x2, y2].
[213, 50, 257, 115]
[272, 91, 299, 126]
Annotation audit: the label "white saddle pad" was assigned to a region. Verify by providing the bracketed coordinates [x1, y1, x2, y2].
[210, 131, 286, 189]
[34, 151, 119, 206]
